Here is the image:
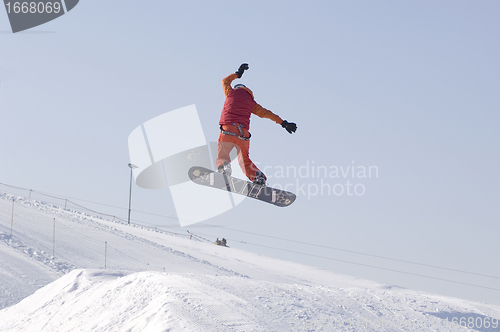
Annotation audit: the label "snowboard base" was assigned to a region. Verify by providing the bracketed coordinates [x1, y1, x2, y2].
[188, 166, 296, 207]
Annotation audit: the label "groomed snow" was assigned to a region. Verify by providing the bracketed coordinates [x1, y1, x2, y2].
[1, 194, 499, 331]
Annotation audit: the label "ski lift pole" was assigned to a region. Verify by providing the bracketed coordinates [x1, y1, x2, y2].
[127, 163, 138, 225]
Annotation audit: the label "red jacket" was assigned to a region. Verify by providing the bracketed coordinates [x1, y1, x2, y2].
[219, 73, 282, 129]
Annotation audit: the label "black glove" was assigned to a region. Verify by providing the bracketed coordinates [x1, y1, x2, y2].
[235, 63, 249, 78]
[281, 120, 297, 134]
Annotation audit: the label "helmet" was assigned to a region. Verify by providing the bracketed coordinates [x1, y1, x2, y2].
[234, 84, 246, 89]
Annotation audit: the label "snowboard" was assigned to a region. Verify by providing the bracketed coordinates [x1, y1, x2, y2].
[188, 166, 296, 207]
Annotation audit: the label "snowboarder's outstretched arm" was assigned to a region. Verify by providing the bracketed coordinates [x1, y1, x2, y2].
[253, 105, 297, 134]
[252, 104, 283, 125]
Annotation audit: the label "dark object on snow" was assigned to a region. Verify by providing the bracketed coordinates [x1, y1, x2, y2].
[214, 238, 229, 247]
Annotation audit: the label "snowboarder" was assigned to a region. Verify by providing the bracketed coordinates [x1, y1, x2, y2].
[216, 64, 297, 186]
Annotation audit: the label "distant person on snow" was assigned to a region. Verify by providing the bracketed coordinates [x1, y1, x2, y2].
[216, 64, 297, 186]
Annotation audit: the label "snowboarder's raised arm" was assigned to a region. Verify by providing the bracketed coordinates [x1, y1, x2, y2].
[222, 64, 249, 97]
[222, 73, 238, 98]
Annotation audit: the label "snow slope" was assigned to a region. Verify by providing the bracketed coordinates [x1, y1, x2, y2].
[0, 242, 60, 309]
[1, 193, 499, 331]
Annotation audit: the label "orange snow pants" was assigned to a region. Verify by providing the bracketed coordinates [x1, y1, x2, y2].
[216, 123, 263, 182]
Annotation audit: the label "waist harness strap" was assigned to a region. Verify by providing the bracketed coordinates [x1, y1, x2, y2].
[220, 123, 251, 141]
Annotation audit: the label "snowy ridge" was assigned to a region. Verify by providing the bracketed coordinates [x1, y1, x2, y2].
[0, 194, 500, 331]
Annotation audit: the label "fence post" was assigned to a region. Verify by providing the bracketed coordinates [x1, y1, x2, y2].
[64, 199, 68, 210]
[104, 242, 107, 270]
[10, 199, 14, 239]
[29, 189, 32, 200]
[52, 218, 56, 259]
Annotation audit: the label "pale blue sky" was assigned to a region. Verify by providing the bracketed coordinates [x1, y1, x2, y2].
[1, 1, 499, 305]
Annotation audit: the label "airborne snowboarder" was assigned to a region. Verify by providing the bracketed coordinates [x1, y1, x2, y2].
[216, 64, 297, 186]
[188, 64, 297, 207]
